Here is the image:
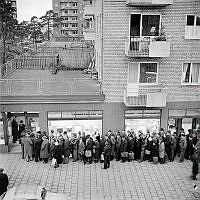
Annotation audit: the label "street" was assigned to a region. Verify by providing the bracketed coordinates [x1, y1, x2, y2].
[0, 153, 199, 200]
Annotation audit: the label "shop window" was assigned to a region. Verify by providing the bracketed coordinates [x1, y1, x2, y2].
[182, 63, 200, 85]
[48, 112, 62, 119]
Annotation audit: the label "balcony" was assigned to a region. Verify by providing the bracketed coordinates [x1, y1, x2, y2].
[125, 36, 170, 58]
[185, 26, 200, 40]
[124, 84, 166, 107]
[84, 5, 95, 16]
[126, 0, 173, 6]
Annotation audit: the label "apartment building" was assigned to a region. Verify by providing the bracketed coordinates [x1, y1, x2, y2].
[0, 0, 200, 152]
[52, 0, 84, 41]
[10, 0, 17, 19]
[83, 0, 200, 133]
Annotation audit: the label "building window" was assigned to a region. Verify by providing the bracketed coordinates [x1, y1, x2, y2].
[72, 17, 78, 21]
[65, 10, 68, 14]
[73, 30, 78, 35]
[182, 63, 200, 85]
[139, 63, 157, 84]
[84, 16, 94, 29]
[72, 23, 77, 27]
[73, 3, 78, 7]
[73, 10, 78, 14]
[130, 14, 160, 37]
[185, 15, 200, 39]
[128, 62, 158, 85]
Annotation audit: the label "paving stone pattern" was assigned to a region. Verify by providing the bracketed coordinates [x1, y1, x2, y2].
[0, 154, 200, 200]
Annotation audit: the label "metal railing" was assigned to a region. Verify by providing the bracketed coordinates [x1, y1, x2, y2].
[125, 36, 151, 57]
[1, 56, 57, 78]
[0, 78, 102, 96]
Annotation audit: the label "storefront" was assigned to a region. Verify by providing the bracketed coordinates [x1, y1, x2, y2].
[168, 108, 200, 133]
[125, 109, 161, 133]
[48, 110, 103, 136]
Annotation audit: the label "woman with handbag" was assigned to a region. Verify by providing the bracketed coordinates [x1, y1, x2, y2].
[84, 135, 93, 164]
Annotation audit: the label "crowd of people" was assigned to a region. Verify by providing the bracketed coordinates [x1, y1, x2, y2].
[17, 126, 200, 178]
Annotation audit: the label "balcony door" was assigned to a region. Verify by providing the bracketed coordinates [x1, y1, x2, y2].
[130, 14, 160, 37]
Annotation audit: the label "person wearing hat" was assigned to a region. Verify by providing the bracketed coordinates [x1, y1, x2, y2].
[0, 168, 9, 196]
[18, 120, 25, 142]
[40, 136, 49, 163]
[103, 141, 111, 169]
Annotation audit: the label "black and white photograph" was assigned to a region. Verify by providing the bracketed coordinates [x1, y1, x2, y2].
[0, 0, 200, 199]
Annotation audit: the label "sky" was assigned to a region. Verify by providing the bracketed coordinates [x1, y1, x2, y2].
[17, 0, 52, 22]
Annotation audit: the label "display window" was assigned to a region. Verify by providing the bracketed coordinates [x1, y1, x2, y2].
[125, 109, 161, 133]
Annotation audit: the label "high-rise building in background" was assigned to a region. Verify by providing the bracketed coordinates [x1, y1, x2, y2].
[10, 0, 17, 19]
[52, 0, 84, 41]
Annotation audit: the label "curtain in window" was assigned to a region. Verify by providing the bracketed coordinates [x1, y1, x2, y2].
[191, 63, 200, 83]
[183, 63, 190, 83]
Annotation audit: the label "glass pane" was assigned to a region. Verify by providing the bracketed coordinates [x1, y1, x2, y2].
[128, 63, 138, 83]
[187, 15, 195, 26]
[186, 109, 200, 117]
[139, 63, 157, 83]
[142, 15, 160, 36]
[62, 112, 76, 119]
[196, 16, 200, 26]
[169, 110, 186, 117]
[183, 63, 190, 83]
[191, 63, 200, 83]
[48, 112, 62, 119]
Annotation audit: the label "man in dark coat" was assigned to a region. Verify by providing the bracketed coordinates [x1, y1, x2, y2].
[103, 141, 111, 169]
[0, 168, 9, 196]
[11, 117, 18, 143]
[33, 134, 42, 162]
[18, 120, 25, 141]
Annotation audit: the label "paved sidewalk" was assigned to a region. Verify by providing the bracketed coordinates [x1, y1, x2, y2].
[0, 153, 199, 200]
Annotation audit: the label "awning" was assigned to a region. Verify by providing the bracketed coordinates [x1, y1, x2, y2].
[124, 95, 147, 107]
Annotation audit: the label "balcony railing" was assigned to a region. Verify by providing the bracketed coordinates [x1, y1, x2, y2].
[0, 78, 102, 96]
[84, 5, 95, 16]
[125, 36, 170, 57]
[126, 0, 173, 6]
[1, 56, 57, 78]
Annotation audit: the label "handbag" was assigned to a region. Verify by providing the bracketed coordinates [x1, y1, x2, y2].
[51, 158, 57, 166]
[101, 154, 104, 161]
[145, 150, 150, 155]
[85, 150, 92, 157]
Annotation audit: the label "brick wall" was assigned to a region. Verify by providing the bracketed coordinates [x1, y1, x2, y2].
[101, 0, 200, 103]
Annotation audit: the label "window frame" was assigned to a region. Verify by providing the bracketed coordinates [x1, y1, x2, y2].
[186, 15, 200, 27]
[128, 62, 159, 85]
[181, 62, 200, 85]
[129, 13, 162, 38]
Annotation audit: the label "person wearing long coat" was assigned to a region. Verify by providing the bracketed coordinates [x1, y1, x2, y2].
[18, 120, 25, 141]
[159, 136, 165, 164]
[120, 136, 128, 162]
[21, 134, 33, 162]
[110, 135, 116, 161]
[170, 133, 177, 162]
[85, 136, 93, 164]
[179, 134, 187, 162]
[150, 136, 159, 163]
[103, 141, 111, 169]
[78, 137, 85, 162]
[53, 140, 63, 167]
[11, 117, 18, 143]
[93, 138, 100, 162]
[0, 168, 9, 196]
[134, 136, 142, 161]
[115, 134, 122, 161]
[165, 132, 171, 161]
[63, 136, 70, 164]
[33, 134, 42, 162]
[71, 136, 78, 162]
[127, 135, 135, 161]
[40, 136, 49, 163]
